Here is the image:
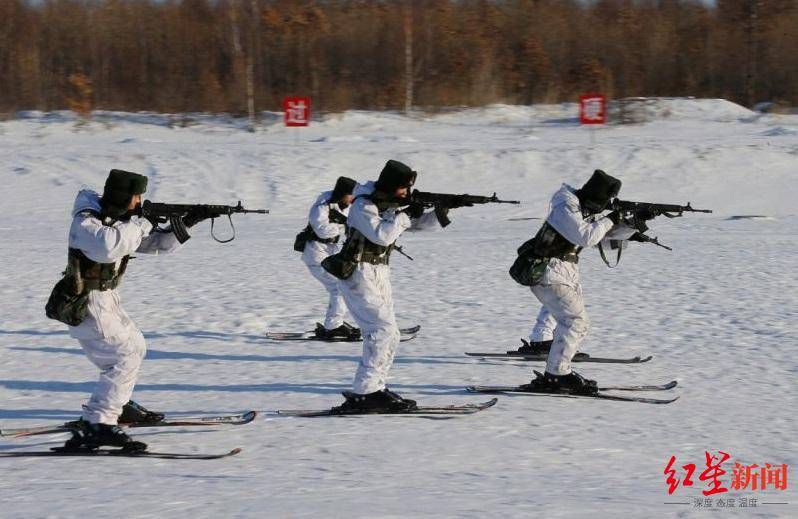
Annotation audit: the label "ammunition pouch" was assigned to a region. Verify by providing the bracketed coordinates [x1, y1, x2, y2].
[321, 252, 357, 280]
[72, 248, 130, 291]
[509, 237, 549, 287]
[358, 240, 393, 265]
[509, 224, 581, 287]
[294, 226, 311, 252]
[45, 277, 90, 326]
[45, 248, 129, 326]
[321, 228, 394, 279]
[294, 225, 340, 252]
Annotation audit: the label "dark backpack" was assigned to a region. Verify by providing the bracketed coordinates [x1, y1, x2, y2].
[509, 237, 549, 286]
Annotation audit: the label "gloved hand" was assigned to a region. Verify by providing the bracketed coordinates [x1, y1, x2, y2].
[329, 208, 348, 225]
[126, 202, 161, 227]
[136, 206, 166, 228]
[629, 231, 647, 242]
[182, 206, 214, 228]
[145, 214, 167, 228]
[401, 201, 425, 219]
[634, 207, 658, 221]
[434, 204, 451, 227]
[605, 210, 622, 225]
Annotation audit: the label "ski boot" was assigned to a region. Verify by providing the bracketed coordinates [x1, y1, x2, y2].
[314, 322, 361, 340]
[520, 370, 598, 396]
[119, 400, 165, 425]
[56, 419, 147, 453]
[340, 322, 362, 339]
[332, 388, 417, 414]
[382, 388, 416, 408]
[508, 338, 553, 355]
[508, 339, 590, 360]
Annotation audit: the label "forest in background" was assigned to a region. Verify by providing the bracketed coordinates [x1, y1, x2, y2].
[1, 0, 796, 116]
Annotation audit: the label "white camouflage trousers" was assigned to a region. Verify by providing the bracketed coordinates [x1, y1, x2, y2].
[306, 264, 348, 330]
[338, 263, 400, 394]
[530, 283, 589, 376]
[69, 290, 146, 424]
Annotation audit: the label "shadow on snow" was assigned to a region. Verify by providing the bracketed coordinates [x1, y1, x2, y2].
[7, 345, 470, 366]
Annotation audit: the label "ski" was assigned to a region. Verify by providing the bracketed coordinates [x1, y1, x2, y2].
[465, 352, 653, 364]
[466, 386, 677, 404]
[0, 448, 242, 460]
[468, 380, 677, 392]
[0, 411, 257, 438]
[266, 325, 421, 342]
[273, 398, 498, 417]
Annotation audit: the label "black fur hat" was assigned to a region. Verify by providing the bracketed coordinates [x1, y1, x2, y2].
[101, 169, 148, 217]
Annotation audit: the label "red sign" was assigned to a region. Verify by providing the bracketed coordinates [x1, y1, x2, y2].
[579, 94, 606, 125]
[283, 97, 311, 127]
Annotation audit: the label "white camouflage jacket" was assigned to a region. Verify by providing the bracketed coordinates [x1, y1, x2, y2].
[540, 184, 635, 286]
[67, 189, 182, 339]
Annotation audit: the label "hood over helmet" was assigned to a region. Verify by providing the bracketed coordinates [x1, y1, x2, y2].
[577, 169, 621, 213]
[374, 160, 417, 194]
[331, 176, 357, 204]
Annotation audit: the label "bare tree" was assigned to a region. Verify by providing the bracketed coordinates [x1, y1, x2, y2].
[404, 3, 414, 113]
[2, 0, 797, 114]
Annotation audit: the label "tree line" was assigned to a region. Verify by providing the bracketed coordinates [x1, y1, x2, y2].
[1, 0, 796, 117]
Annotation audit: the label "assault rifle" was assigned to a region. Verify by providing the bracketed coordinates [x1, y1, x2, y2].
[140, 200, 269, 243]
[411, 190, 520, 208]
[606, 199, 712, 252]
[609, 199, 712, 219]
[409, 190, 520, 226]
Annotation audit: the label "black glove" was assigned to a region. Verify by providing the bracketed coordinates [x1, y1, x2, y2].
[629, 232, 647, 242]
[402, 201, 425, 219]
[634, 208, 658, 221]
[434, 204, 451, 227]
[137, 207, 166, 227]
[146, 214, 167, 228]
[329, 208, 348, 225]
[605, 210, 622, 225]
[182, 206, 214, 228]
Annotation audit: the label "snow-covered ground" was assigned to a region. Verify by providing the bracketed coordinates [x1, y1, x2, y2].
[1, 99, 796, 518]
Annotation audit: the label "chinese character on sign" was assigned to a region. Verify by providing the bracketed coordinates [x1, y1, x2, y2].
[283, 97, 311, 127]
[579, 94, 606, 125]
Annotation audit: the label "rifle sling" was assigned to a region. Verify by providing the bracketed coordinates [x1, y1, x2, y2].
[598, 240, 622, 268]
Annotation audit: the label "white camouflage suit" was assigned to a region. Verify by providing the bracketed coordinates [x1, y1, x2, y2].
[340, 181, 440, 394]
[301, 190, 351, 330]
[529, 184, 635, 375]
[67, 189, 183, 424]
